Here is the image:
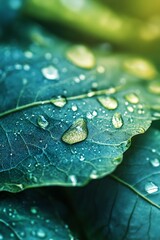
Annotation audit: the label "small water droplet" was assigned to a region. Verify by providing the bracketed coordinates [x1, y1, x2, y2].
[145, 182, 158, 194]
[123, 58, 157, 80]
[71, 105, 78, 111]
[90, 170, 98, 179]
[30, 207, 38, 214]
[97, 65, 105, 73]
[66, 45, 95, 69]
[97, 96, 118, 110]
[127, 106, 134, 112]
[36, 229, 46, 238]
[125, 93, 139, 104]
[62, 118, 88, 144]
[51, 97, 67, 108]
[37, 115, 49, 129]
[112, 113, 123, 129]
[150, 158, 160, 167]
[41, 65, 59, 80]
[86, 111, 97, 119]
[148, 80, 160, 94]
[80, 155, 85, 161]
[69, 175, 77, 186]
[24, 51, 33, 59]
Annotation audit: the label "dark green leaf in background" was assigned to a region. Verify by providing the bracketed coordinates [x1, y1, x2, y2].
[67, 125, 160, 240]
[0, 188, 77, 240]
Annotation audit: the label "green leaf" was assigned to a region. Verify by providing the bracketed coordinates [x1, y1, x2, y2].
[67, 125, 160, 240]
[0, 24, 154, 192]
[0, 188, 76, 240]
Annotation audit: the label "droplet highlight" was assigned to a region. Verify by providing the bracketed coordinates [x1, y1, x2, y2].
[66, 45, 95, 69]
[62, 118, 88, 144]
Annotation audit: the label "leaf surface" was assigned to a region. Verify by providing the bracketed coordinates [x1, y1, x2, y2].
[0, 24, 154, 191]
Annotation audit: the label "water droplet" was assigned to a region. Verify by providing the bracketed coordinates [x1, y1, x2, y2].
[37, 115, 49, 129]
[145, 182, 158, 194]
[80, 155, 85, 161]
[127, 106, 134, 112]
[123, 58, 157, 80]
[71, 105, 78, 111]
[66, 45, 95, 69]
[24, 51, 33, 59]
[41, 65, 59, 80]
[30, 207, 38, 214]
[97, 96, 118, 110]
[51, 97, 67, 108]
[90, 170, 98, 179]
[150, 158, 160, 167]
[112, 113, 123, 129]
[148, 80, 160, 94]
[86, 111, 97, 119]
[0, 234, 3, 240]
[62, 118, 88, 144]
[97, 65, 105, 73]
[36, 229, 46, 238]
[69, 175, 77, 186]
[124, 93, 139, 104]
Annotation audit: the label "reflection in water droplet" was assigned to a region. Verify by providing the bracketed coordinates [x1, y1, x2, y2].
[150, 158, 160, 167]
[145, 182, 159, 194]
[66, 45, 95, 69]
[125, 93, 139, 104]
[97, 96, 118, 110]
[69, 175, 77, 186]
[148, 81, 160, 94]
[62, 118, 88, 144]
[41, 65, 59, 80]
[36, 229, 46, 238]
[123, 58, 157, 80]
[51, 97, 67, 108]
[112, 113, 123, 129]
[37, 115, 49, 129]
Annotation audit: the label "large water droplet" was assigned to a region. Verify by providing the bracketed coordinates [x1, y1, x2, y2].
[62, 118, 88, 144]
[123, 58, 157, 80]
[150, 158, 160, 167]
[37, 115, 49, 129]
[124, 93, 139, 104]
[112, 113, 123, 129]
[145, 182, 159, 194]
[51, 97, 67, 108]
[66, 45, 95, 69]
[148, 80, 160, 94]
[41, 65, 59, 80]
[97, 96, 118, 110]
